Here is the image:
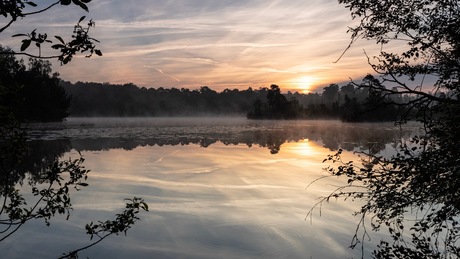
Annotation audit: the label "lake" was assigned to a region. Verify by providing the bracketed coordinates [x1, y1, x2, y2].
[3, 117, 416, 258]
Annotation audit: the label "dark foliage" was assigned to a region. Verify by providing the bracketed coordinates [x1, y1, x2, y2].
[247, 84, 305, 119]
[247, 80, 406, 121]
[64, 80, 409, 121]
[0, 46, 71, 122]
[309, 0, 460, 258]
[63, 81, 267, 116]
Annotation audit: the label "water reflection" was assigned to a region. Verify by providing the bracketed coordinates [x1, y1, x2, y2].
[27, 118, 413, 156]
[9, 118, 416, 258]
[68, 141, 366, 258]
[14, 139, 72, 181]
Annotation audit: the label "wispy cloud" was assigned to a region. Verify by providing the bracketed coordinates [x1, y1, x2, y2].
[1, 0, 385, 92]
[148, 67, 181, 82]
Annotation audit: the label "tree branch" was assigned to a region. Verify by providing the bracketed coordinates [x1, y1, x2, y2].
[58, 232, 112, 259]
[0, 18, 17, 34]
[22, 1, 60, 16]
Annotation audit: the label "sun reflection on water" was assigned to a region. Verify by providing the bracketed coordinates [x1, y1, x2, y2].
[283, 139, 319, 157]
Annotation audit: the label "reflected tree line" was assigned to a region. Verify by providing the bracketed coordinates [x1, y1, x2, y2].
[21, 125, 412, 174]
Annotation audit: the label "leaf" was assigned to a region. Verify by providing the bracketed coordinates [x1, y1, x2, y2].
[81, 0, 91, 3]
[26, 2, 37, 7]
[72, 0, 89, 11]
[142, 202, 149, 211]
[78, 2, 89, 12]
[12, 33, 27, 37]
[61, 0, 71, 5]
[62, 56, 72, 64]
[78, 16, 86, 24]
[85, 223, 92, 233]
[51, 44, 65, 49]
[54, 35, 65, 44]
[20, 39, 31, 51]
[94, 49, 102, 56]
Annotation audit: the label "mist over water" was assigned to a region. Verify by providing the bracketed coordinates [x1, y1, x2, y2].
[28, 117, 415, 153]
[7, 117, 416, 258]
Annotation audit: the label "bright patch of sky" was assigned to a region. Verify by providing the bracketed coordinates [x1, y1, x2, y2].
[1, 0, 390, 92]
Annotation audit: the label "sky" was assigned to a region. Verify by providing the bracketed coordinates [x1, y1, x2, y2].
[1, 0, 388, 93]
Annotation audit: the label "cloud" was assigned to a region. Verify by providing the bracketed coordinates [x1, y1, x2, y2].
[1, 0, 381, 92]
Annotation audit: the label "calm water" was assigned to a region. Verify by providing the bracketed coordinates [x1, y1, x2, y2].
[4, 118, 416, 258]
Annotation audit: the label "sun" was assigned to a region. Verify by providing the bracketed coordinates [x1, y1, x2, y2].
[290, 76, 317, 93]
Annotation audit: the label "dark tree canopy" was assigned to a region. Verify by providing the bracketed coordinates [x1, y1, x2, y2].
[0, 46, 71, 122]
[247, 84, 305, 119]
[63, 81, 266, 116]
[63, 80, 405, 121]
[247, 81, 404, 121]
[311, 1, 460, 258]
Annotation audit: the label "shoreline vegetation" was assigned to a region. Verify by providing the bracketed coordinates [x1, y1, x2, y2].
[61, 76, 409, 123]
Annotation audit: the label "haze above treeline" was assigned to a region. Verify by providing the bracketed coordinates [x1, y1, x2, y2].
[1, 48, 407, 122]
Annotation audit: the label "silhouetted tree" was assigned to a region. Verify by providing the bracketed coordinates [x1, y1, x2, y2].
[247, 84, 307, 119]
[311, 1, 460, 258]
[250, 99, 264, 118]
[266, 84, 287, 116]
[340, 95, 362, 122]
[322, 83, 339, 106]
[1, 46, 71, 122]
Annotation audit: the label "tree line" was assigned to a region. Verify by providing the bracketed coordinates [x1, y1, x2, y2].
[63, 81, 264, 117]
[64, 78, 414, 122]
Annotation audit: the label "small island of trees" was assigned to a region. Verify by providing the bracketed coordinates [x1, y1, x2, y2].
[247, 79, 402, 122]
